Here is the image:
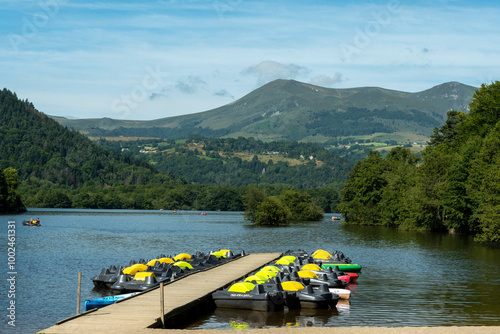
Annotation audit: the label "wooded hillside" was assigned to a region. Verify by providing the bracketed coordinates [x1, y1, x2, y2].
[338, 82, 500, 243]
[97, 136, 351, 189]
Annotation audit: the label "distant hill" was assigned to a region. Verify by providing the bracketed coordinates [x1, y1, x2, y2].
[53, 80, 477, 142]
[98, 136, 352, 189]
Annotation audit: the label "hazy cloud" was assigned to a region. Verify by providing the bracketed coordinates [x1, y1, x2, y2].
[214, 89, 234, 99]
[175, 76, 206, 94]
[242, 61, 310, 85]
[149, 92, 168, 100]
[310, 73, 343, 87]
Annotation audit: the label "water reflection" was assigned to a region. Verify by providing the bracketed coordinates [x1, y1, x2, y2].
[2, 209, 499, 333]
[188, 306, 343, 330]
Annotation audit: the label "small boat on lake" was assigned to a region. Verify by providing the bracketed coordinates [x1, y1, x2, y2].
[22, 219, 41, 227]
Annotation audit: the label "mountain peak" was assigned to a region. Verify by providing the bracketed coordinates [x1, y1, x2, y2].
[53, 80, 478, 142]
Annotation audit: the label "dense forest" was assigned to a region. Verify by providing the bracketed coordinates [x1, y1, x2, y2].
[0, 167, 25, 213]
[0, 89, 163, 187]
[0, 88, 340, 213]
[305, 107, 441, 137]
[338, 81, 500, 243]
[97, 136, 351, 189]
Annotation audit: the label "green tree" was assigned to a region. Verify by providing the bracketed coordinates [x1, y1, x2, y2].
[338, 151, 388, 225]
[467, 122, 500, 241]
[279, 190, 323, 221]
[44, 189, 72, 208]
[0, 168, 25, 213]
[0, 169, 9, 213]
[378, 147, 418, 228]
[458, 81, 500, 139]
[429, 110, 467, 146]
[255, 196, 291, 225]
[243, 185, 266, 222]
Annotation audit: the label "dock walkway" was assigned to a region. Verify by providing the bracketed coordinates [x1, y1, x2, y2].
[40, 253, 282, 333]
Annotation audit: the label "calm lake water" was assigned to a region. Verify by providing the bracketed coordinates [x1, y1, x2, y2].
[1, 209, 499, 333]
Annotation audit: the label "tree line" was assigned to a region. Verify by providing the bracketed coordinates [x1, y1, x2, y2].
[20, 181, 339, 214]
[338, 82, 500, 243]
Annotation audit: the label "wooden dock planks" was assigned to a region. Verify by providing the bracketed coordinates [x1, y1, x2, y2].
[39, 253, 282, 334]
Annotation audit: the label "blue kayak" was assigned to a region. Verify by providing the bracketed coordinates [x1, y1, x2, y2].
[84, 292, 138, 311]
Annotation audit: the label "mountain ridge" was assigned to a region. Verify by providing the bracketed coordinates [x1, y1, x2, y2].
[52, 80, 477, 142]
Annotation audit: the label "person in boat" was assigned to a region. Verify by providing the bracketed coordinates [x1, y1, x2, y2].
[36, 218, 40, 224]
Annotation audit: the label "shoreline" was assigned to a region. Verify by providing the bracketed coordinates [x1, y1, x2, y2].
[65, 326, 500, 334]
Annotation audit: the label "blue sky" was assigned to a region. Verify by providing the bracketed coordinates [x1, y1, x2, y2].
[1, 0, 499, 120]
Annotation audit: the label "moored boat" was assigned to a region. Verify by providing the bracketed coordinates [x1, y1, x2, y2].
[329, 265, 359, 283]
[212, 282, 285, 312]
[291, 270, 348, 289]
[91, 265, 123, 288]
[327, 288, 351, 300]
[281, 281, 340, 309]
[320, 263, 362, 273]
[311, 249, 362, 272]
[300, 263, 351, 284]
[111, 272, 169, 293]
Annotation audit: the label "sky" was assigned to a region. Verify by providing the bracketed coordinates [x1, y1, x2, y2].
[1, 0, 499, 120]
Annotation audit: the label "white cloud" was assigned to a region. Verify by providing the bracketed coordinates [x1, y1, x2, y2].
[242, 61, 310, 85]
[310, 73, 343, 87]
[1, 0, 499, 120]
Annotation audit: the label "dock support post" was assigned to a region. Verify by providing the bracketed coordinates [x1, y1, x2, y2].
[76, 272, 82, 315]
[160, 282, 165, 328]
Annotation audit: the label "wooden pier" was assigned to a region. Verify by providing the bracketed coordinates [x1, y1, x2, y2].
[39, 253, 282, 333]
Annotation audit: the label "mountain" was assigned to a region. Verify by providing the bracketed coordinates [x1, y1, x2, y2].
[53, 80, 477, 142]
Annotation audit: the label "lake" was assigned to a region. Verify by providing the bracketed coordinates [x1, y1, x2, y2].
[1, 209, 499, 332]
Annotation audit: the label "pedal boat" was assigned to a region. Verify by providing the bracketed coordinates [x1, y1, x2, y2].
[281, 281, 340, 308]
[212, 282, 285, 312]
